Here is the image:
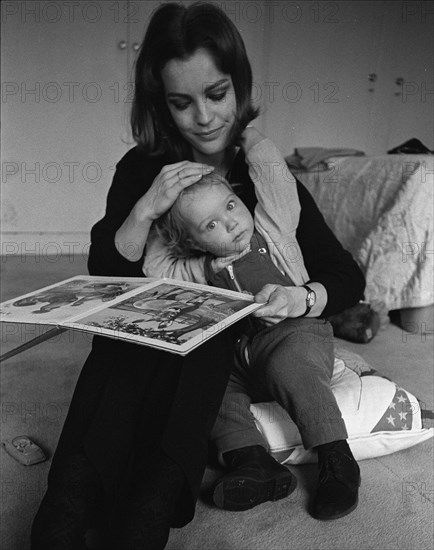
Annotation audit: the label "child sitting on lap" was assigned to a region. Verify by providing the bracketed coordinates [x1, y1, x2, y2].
[143, 130, 361, 520]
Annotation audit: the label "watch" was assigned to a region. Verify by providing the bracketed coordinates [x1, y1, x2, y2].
[298, 285, 316, 317]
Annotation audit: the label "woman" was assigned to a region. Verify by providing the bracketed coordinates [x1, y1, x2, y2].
[31, 2, 365, 549]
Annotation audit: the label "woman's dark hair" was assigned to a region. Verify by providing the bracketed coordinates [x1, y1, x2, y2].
[131, 1, 259, 160]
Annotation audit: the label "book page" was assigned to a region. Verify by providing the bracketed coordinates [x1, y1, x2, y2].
[62, 279, 261, 355]
[0, 275, 152, 325]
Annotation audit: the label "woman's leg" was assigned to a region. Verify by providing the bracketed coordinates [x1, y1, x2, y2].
[107, 451, 185, 550]
[32, 329, 235, 547]
[30, 337, 120, 550]
[31, 448, 102, 550]
[107, 329, 236, 547]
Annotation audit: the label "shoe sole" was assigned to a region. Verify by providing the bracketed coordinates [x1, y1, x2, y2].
[311, 495, 359, 521]
[213, 469, 297, 511]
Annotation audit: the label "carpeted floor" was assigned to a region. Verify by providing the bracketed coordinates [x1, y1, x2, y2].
[1, 255, 433, 550]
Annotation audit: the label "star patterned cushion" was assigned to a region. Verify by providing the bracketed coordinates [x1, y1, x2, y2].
[250, 346, 433, 464]
[372, 387, 413, 432]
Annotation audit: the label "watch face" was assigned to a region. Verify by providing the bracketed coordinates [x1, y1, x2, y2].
[307, 290, 316, 307]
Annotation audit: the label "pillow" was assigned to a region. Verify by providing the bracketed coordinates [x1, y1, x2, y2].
[250, 346, 433, 464]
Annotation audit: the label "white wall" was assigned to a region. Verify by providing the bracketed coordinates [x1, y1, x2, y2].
[1, 0, 133, 256]
[1, 0, 433, 255]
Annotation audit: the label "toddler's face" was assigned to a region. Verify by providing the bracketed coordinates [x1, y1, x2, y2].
[177, 183, 254, 257]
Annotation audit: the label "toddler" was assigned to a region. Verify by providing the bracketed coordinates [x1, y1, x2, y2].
[144, 133, 360, 520]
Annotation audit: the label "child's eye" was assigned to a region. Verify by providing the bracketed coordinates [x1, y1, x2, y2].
[206, 221, 217, 231]
[227, 200, 235, 211]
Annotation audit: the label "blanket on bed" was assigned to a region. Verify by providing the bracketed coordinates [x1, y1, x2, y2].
[297, 155, 433, 322]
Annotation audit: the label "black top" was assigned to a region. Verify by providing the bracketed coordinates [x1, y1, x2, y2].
[88, 146, 365, 317]
[51, 145, 366, 527]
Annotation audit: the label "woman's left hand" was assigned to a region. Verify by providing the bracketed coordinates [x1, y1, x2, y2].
[238, 126, 265, 153]
[252, 284, 307, 325]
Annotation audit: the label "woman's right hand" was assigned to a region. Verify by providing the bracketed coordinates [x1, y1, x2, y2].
[114, 161, 213, 262]
[134, 161, 215, 222]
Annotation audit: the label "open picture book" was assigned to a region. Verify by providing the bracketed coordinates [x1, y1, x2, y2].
[0, 276, 261, 356]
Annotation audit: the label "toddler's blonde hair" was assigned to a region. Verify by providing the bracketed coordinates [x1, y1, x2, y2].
[155, 172, 233, 258]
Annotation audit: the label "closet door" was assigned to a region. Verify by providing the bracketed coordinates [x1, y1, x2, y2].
[379, 4, 433, 151]
[258, 1, 433, 156]
[1, 1, 130, 253]
[260, 1, 385, 155]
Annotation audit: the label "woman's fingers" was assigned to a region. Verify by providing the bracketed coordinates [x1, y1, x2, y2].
[175, 165, 214, 185]
[253, 285, 282, 320]
[253, 285, 294, 322]
[163, 162, 214, 183]
[254, 284, 279, 305]
[165, 163, 215, 194]
[144, 162, 215, 219]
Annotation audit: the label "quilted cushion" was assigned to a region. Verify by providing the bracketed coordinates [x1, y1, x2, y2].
[250, 346, 433, 464]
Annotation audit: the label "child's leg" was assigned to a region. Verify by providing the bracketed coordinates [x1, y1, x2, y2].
[210, 345, 296, 511]
[210, 318, 359, 519]
[247, 317, 348, 448]
[247, 317, 359, 520]
[210, 349, 267, 460]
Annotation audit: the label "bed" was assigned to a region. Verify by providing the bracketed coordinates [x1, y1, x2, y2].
[295, 155, 434, 328]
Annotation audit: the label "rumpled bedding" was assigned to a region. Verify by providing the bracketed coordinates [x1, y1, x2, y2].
[296, 155, 434, 321]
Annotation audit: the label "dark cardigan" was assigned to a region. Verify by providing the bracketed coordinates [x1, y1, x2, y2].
[89, 145, 365, 316]
[49, 145, 365, 527]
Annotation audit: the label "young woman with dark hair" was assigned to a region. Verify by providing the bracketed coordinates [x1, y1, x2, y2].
[31, 3, 364, 549]
[130, 1, 258, 159]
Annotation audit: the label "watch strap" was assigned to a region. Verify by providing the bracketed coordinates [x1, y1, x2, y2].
[297, 284, 316, 318]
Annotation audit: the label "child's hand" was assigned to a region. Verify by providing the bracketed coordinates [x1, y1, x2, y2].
[238, 126, 265, 153]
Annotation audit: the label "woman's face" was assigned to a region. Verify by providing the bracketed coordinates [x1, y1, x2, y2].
[161, 48, 237, 163]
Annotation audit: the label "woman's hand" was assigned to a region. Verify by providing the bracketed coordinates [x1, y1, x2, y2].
[253, 283, 328, 324]
[238, 126, 266, 154]
[252, 284, 308, 325]
[134, 161, 214, 223]
[114, 161, 213, 262]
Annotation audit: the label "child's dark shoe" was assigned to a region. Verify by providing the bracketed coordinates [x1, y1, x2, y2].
[311, 440, 361, 520]
[213, 445, 297, 511]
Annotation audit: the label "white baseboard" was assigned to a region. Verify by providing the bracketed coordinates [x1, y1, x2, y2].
[1, 233, 90, 257]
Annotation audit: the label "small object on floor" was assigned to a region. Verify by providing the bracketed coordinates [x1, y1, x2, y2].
[212, 445, 297, 511]
[387, 138, 433, 155]
[1, 435, 47, 465]
[327, 301, 380, 343]
[311, 440, 361, 521]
